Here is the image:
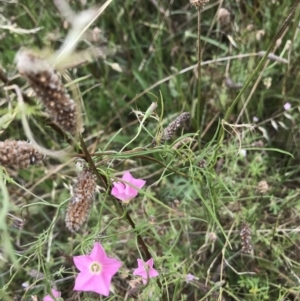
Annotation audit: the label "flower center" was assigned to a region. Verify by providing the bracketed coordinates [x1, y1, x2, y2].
[89, 261, 102, 274]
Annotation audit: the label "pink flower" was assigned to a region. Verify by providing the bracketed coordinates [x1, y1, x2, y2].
[284, 102, 291, 110]
[185, 273, 198, 283]
[73, 242, 122, 296]
[43, 289, 61, 301]
[133, 258, 159, 284]
[111, 171, 146, 203]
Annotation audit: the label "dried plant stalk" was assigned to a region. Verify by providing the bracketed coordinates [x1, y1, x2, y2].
[153, 112, 190, 145]
[0, 140, 43, 170]
[16, 50, 78, 134]
[65, 168, 96, 232]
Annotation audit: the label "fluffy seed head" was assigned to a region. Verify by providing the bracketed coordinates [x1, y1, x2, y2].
[257, 180, 269, 195]
[207, 232, 217, 242]
[16, 50, 78, 134]
[0, 140, 43, 170]
[217, 8, 231, 28]
[65, 168, 96, 232]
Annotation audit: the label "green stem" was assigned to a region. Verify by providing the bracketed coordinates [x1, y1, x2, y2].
[196, 7, 203, 149]
[78, 135, 151, 260]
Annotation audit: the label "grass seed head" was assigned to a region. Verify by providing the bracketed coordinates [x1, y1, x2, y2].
[0, 140, 43, 170]
[16, 50, 78, 134]
[154, 112, 191, 145]
[65, 168, 96, 232]
[240, 223, 253, 254]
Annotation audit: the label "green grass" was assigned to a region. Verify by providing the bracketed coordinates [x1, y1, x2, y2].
[1, 0, 300, 300]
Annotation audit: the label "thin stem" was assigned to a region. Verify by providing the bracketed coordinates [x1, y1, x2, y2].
[78, 135, 151, 260]
[224, 0, 300, 121]
[196, 7, 203, 149]
[215, 0, 300, 162]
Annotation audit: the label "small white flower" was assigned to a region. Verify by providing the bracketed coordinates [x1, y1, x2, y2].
[239, 149, 247, 157]
[22, 282, 29, 288]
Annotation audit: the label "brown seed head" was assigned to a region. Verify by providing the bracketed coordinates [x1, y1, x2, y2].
[0, 140, 43, 170]
[16, 50, 78, 134]
[153, 112, 190, 145]
[65, 168, 97, 232]
[190, 0, 209, 8]
[240, 223, 253, 254]
[217, 8, 231, 28]
[198, 159, 206, 168]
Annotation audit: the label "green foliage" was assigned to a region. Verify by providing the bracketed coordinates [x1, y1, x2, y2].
[0, 0, 300, 300]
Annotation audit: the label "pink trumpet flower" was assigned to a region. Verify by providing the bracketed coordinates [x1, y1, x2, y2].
[133, 258, 159, 284]
[111, 171, 146, 203]
[73, 242, 122, 296]
[43, 289, 61, 301]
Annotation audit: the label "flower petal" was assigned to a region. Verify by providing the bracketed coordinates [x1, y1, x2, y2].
[122, 171, 146, 189]
[73, 254, 93, 272]
[94, 272, 111, 296]
[74, 272, 112, 296]
[112, 182, 131, 201]
[146, 258, 154, 268]
[122, 171, 146, 190]
[133, 258, 159, 283]
[131, 178, 146, 189]
[137, 258, 145, 269]
[111, 182, 124, 197]
[112, 182, 125, 193]
[102, 257, 122, 275]
[112, 190, 131, 201]
[90, 242, 106, 261]
[149, 268, 159, 278]
[74, 272, 96, 291]
[124, 184, 138, 199]
[133, 267, 148, 279]
[133, 259, 148, 278]
[43, 289, 61, 301]
[122, 171, 134, 182]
